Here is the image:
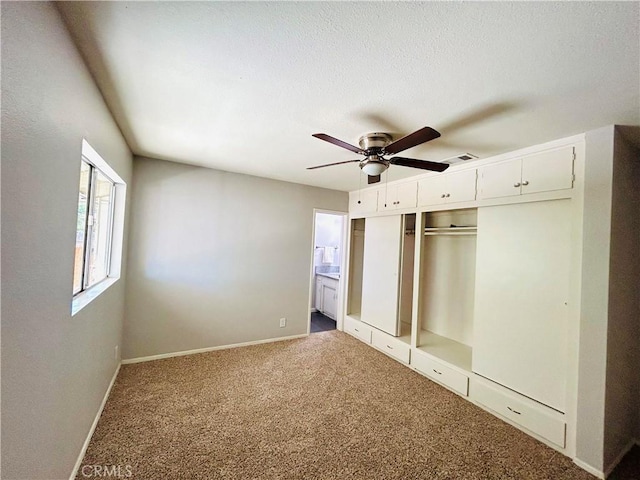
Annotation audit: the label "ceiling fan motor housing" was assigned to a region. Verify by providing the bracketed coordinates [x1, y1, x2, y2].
[358, 132, 393, 152]
[358, 133, 392, 175]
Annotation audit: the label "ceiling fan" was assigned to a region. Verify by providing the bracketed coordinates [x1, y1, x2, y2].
[308, 126, 449, 184]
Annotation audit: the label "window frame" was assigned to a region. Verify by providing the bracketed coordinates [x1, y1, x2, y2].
[74, 158, 117, 296]
[71, 139, 126, 315]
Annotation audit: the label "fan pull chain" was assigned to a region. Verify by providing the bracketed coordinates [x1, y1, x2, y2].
[357, 170, 363, 204]
[384, 169, 389, 208]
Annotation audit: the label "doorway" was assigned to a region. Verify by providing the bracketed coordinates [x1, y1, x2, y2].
[310, 210, 347, 334]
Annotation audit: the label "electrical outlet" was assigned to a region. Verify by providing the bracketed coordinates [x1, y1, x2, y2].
[279, 318, 286, 328]
[114, 345, 119, 361]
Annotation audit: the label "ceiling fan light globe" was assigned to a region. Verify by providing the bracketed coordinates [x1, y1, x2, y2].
[361, 161, 387, 176]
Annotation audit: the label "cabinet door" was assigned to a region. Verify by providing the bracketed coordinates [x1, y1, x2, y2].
[472, 200, 572, 412]
[521, 146, 574, 195]
[417, 176, 446, 207]
[349, 189, 378, 215]
[446, 169, 477, 203]
[477, 159, 522, 200]
[322, 285, 337, 320]
[377, 186, 396, 212]
[395, 181, 417, 209]
[315, 278, 323, 311]
[361, 215, 402, 336]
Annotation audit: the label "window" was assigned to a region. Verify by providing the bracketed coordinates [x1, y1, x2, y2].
[73, 160, 116, 294]
[72, 140, 126, 314]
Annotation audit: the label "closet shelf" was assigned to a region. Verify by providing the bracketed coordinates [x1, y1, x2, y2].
[424, 226, 477, 236]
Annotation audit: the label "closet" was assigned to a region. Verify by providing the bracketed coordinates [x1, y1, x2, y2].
[343, 135, 581, 457]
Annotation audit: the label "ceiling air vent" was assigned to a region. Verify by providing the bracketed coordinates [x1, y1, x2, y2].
[442, 153, 479, 165]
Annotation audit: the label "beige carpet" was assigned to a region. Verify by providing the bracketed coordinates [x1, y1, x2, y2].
[78, 330, 597, 479]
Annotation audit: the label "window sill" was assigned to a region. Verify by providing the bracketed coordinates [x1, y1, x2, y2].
[72, 277, 119, 316]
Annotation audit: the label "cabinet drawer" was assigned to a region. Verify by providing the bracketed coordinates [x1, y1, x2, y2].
[471, 379, 566, 448]
[411, 352, 469, 396]
[371, 330, 411, 363]
[344, 317, 372, 344]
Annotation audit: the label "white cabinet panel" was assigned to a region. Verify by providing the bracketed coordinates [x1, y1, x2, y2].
[361, 215, 402, 336]
[371, 329, 411, 364]
[315, 278, 322, 310]
[321, 283, 337, 320]
[378, 182, 417, 211]
[478, 159, 522, 200]
[472, 200, 572, 412]
[472, 379, 566, 448]
[478, 146, 574, 200]
[417, 175, 447, 206]
[447, 169, 477, 203]
[418, 170, 477, 207]
[521, 146, 574, 195]
[412, 351, 469, 396]
[344, 316, 372, 343]
[349, 189, 378, 215]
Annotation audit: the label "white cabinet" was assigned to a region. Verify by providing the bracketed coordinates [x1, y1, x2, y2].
[418, 169, 477, 207]
[377, 181, 417, 212]
[478, 146, 574, 200]
[321, 280, 337, 320]
[314, 277, 322, 311]
[360, 215, 403, 335]
[315, 275, 338, 320]
[344, 316, 372, 343]
[349, 189, 378, 216]
[411, 351, 469, 396]
[371, 329, 411, 364]
[472, 199, 572, 412]
[471, 378, 566, 448]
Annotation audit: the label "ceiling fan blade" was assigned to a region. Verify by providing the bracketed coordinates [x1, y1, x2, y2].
[368, 175, 381, 185]
[306, 159, 361, 170]
[389, 157, 450, 172]
[384, 126, 441, 155]
[312, 133, 365, 154]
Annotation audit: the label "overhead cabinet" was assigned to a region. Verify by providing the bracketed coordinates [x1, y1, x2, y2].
[478, 146, 575, 200]
[377, 181, 418, 212]
[349, 189, 378, 216]
[418, 169, 477, 207]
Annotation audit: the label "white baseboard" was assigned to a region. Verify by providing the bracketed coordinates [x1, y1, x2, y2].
[603, 437, 639, 478]
[69, 363, 121, 480]
[573, 437, 639, 480]
[121, 333, 309, 364]
[573, 458, 604, 479]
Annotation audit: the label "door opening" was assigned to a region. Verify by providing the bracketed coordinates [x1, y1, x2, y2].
[310, 210, 347, 334]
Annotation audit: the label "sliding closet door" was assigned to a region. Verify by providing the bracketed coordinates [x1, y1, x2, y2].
[473, 199, 572, 412]
[361, 215, 402, 336]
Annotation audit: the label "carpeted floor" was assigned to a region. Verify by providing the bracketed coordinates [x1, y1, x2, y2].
[79, 330, 600, 480]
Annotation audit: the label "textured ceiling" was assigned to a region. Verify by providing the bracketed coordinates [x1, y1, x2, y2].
[58, 1, 639, 192]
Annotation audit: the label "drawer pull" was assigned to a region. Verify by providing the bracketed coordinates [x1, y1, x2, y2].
[354, 328, 359, 332]
[432, 369, 442, 375]
[507, 406, 522, 415]
[386, 345, 394, 350]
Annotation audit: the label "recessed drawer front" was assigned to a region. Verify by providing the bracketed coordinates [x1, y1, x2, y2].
[371, 330, 411, 364]
[411, 352, 469, 396]
[471, 379, 566, 448]
[344, 317, 372, 344]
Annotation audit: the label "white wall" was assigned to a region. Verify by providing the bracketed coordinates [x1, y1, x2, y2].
[576, 126, 615, 471]
[1, 3, 132, 480]
[123, 157, 347, 360]
[576, 126, 640, 474]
